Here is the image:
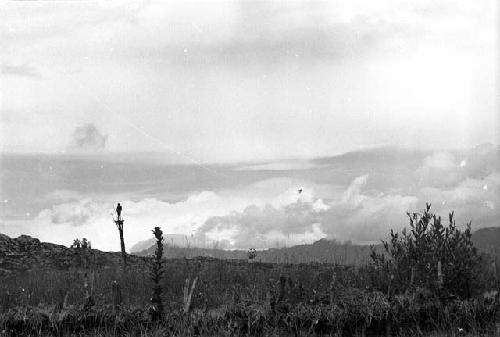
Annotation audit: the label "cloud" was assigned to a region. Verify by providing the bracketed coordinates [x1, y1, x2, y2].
[37, 199, 103, 226]
[196, 202, 327, 249]
[69, 123, 107, 151]
[12, 146, 500, 251]
[417, 144, 500, 188]
[30, 189, 254, 251]
[236, 160, 324, 171]
[417, 152, 463, 187]
[193, 175, 417, 248]
[27, 177, 330, 250]
[2, 1, 423, 67]
[418, 173, 500, 227]
[123, 2, 417, 66]
[192, 146, 500, 248]
[1, 64, 41, 78]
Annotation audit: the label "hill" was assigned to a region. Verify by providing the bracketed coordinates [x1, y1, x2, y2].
[133, 227, 500, 264]
[2, 226, 498, 276]
[472, 227, 500, 258]
[133, 238, 379, 265]
[0, 233, 147, 276]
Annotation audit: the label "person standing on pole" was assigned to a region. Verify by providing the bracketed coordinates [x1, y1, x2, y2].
[116, 203, 122, 221]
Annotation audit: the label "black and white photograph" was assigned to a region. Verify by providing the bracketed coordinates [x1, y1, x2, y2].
[1, 0, 499, 336]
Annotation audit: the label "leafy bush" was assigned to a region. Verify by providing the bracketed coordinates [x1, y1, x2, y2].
[371, 203, 486, 298]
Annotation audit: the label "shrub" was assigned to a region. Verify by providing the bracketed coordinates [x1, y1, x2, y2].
[150, 227, 165, 321]
[370, 203, 485, 299]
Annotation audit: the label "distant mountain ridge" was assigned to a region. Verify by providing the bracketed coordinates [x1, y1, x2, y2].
[472, 227, 500, 256]
[133, 238, 380, 265]
[133, 227, 500, 264]
[1, 226, 498, 276]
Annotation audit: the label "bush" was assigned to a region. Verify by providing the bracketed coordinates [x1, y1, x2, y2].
[371, 203, 486, 299]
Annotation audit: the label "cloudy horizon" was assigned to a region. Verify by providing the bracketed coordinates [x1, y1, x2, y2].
[1, 0, 499, 251]
[1, 144, 498, 251]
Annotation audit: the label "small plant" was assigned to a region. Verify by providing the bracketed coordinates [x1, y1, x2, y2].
[71, 238, 91, 249]
[248, 248, 257, 262]
[70, 238, 81, 249]
[81, 238, 91, 249]
[150, 226, 165, 321]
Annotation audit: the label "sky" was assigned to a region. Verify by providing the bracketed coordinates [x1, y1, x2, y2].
[1, 0, 498, 161]
[0, 0, 499, 251]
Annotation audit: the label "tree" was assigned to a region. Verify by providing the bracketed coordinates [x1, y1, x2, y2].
[70, 238, 91, 249]
[71, 238, 81, 249]
[81, 238, 91, 249]
[150, 227, 165, 321]
[370, 203, 484, 299]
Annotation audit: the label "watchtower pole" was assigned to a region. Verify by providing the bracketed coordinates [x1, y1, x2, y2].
[113, 203, 127, 266]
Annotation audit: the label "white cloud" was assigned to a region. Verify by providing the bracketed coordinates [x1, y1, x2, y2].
[235, 160, 323, 171]
[417, 152, 463, 187]
[7, 145, 500, 251]
[29, 177, 325, 250]
[193, 174, 418, 248]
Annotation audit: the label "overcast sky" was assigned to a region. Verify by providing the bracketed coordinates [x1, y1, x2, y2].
[1, 0, 498, 163]
[1, 1, 499, 251]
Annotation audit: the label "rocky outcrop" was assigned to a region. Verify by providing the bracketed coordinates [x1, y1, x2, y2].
[0, 234, 148, 276]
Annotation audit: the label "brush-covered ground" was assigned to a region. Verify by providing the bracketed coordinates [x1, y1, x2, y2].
[0, 234, 499, 337]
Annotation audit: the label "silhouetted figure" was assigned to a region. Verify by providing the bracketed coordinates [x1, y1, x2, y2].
[116, 203, 122, 220]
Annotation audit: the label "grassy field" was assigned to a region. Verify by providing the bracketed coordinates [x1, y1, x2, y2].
[1, 257, 499, 337]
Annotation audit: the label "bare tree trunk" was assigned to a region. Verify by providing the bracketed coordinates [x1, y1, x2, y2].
[83, 271, 94, 310]
[119, 226, 126, 264]
[112, 281, 122, 313]
[115, 220, 127, 266]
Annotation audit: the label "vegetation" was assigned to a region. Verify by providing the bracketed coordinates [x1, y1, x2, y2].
[370, 204, 495, 299]
[70, 238, 92, 250]
[150, 227, 165, 321]
[0, 206, 499, 336]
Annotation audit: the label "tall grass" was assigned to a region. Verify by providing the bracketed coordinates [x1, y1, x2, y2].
[1, 258, 499, 336]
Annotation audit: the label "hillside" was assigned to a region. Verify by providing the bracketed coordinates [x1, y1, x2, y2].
[133, 238, 380, 265]
[0, 234, 147, 276]
[2, 227, 498, 277]
[133, 227, 500, 264]
[472, 227, 500, 258]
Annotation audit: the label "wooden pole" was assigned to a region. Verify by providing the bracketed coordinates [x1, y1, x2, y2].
[112, 280, 122, 312]
[114, 218, 127, 266]
[437, 260, 443, 288]
[387, 274, 394, 298]
[183, 277, 198, 313]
